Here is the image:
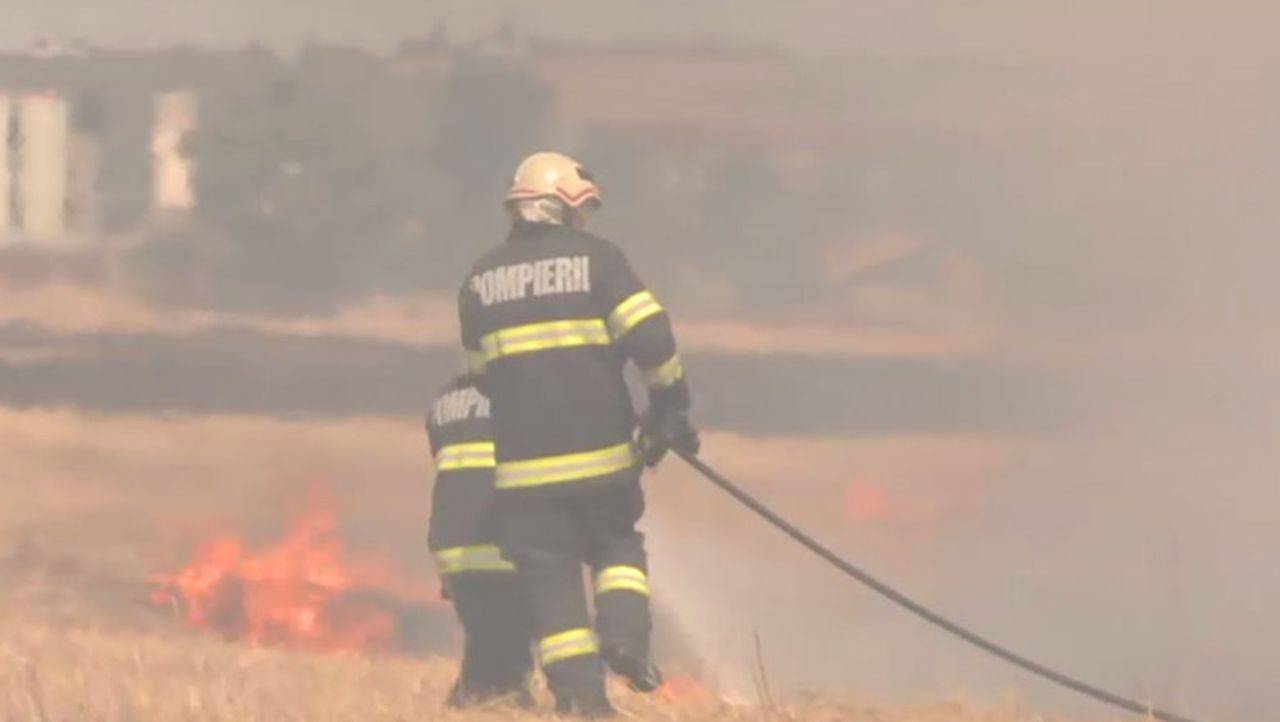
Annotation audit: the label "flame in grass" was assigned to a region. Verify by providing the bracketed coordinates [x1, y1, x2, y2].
[151, 489, 422, 654]
[658, 675, 717, 705]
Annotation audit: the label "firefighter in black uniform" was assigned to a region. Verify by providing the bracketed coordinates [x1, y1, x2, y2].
[457, 151, 699, 716]
[426, 373, 533, 708]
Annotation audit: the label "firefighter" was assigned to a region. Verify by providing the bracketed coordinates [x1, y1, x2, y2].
[426, 372, 533, 708]
[457, 151, 699, 716]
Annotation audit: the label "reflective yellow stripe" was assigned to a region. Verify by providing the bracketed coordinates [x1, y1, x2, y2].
[494, 441, 637, 490]
[466, 349, 487, 375]
[436, 441, 496, 471]
[595, 565, 650, 597]
[434, 545, 514, 574]
[479, 318, 610, 362]
[608, 290, 664, 338]
[642, 353, 684, 389]
[538, 628, 599, 666]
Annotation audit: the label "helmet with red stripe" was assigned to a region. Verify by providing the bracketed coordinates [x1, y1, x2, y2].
[504, 152, 601, 212]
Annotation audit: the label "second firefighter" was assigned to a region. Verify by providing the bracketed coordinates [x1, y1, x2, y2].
[426, 373, 533, 708]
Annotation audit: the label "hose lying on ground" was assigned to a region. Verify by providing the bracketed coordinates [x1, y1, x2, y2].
[675, 449, 1203, 722]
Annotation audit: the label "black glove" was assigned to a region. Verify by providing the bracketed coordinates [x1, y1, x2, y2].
[637, 407, 700, 468]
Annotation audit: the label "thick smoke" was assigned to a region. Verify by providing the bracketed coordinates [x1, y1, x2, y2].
[2, 3, 1278, 721]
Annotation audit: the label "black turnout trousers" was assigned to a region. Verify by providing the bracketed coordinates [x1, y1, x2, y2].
[446, 571, 534, 706]
[494, 477, 652, 713]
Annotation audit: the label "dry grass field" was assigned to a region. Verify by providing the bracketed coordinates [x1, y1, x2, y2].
[0, 407, 1071, 721]
[0, 609, 1061, 722]
[0, 539, 1050, 722]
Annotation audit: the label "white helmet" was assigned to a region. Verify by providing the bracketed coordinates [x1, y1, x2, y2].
[504, 152, 601, 220]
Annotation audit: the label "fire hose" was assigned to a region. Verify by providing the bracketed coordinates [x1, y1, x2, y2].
[675, 450, 1203, 722]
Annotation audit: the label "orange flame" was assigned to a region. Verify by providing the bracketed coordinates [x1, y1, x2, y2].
[151, 489, 415, 654]
[658, 675, 716, 704]
[843, 480, 894, 522]
[843, 478, 950, 526]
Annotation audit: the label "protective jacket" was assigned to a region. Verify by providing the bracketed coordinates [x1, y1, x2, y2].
[425, 374, 512, 575]
[458, 222, 689, 494]
[425, 374, 532, 706]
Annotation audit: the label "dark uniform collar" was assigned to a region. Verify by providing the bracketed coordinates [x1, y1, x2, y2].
[507, 221, 562, 243]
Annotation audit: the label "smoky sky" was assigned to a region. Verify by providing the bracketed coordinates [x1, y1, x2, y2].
[6, 3, 1277, 331]
[5, 1, 1279, 62]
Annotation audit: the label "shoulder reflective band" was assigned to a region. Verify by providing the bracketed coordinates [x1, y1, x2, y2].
[495, 441, 637, 489]
[538, 627, 599, 666]
[434, 544, 515, 574]
[466, 349, 487, 375]
[642, 353, 684, 389]
[608, 290, 664, 339]
[495, 441, 637, 490]
[595, 565, 650, 596]
[480, 318, 610, 362]
[436, 441, 496, 471]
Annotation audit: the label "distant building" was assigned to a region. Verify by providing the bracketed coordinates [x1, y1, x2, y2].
[152, 90, 197, 213]
[0, 55, 205, 244]
[0, 93, 10, 237]
[16, 91, 70, 243]
[1, 33, 851, 247]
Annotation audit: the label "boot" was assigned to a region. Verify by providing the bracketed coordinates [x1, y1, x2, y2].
[446, 676, 534, 710]
[547, 656, 616, 717]
[555, 693, 616, 718]
[604, 650, 664, 693]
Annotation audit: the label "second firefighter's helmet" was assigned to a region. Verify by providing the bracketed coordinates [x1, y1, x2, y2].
[504, 151, 601, 210]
